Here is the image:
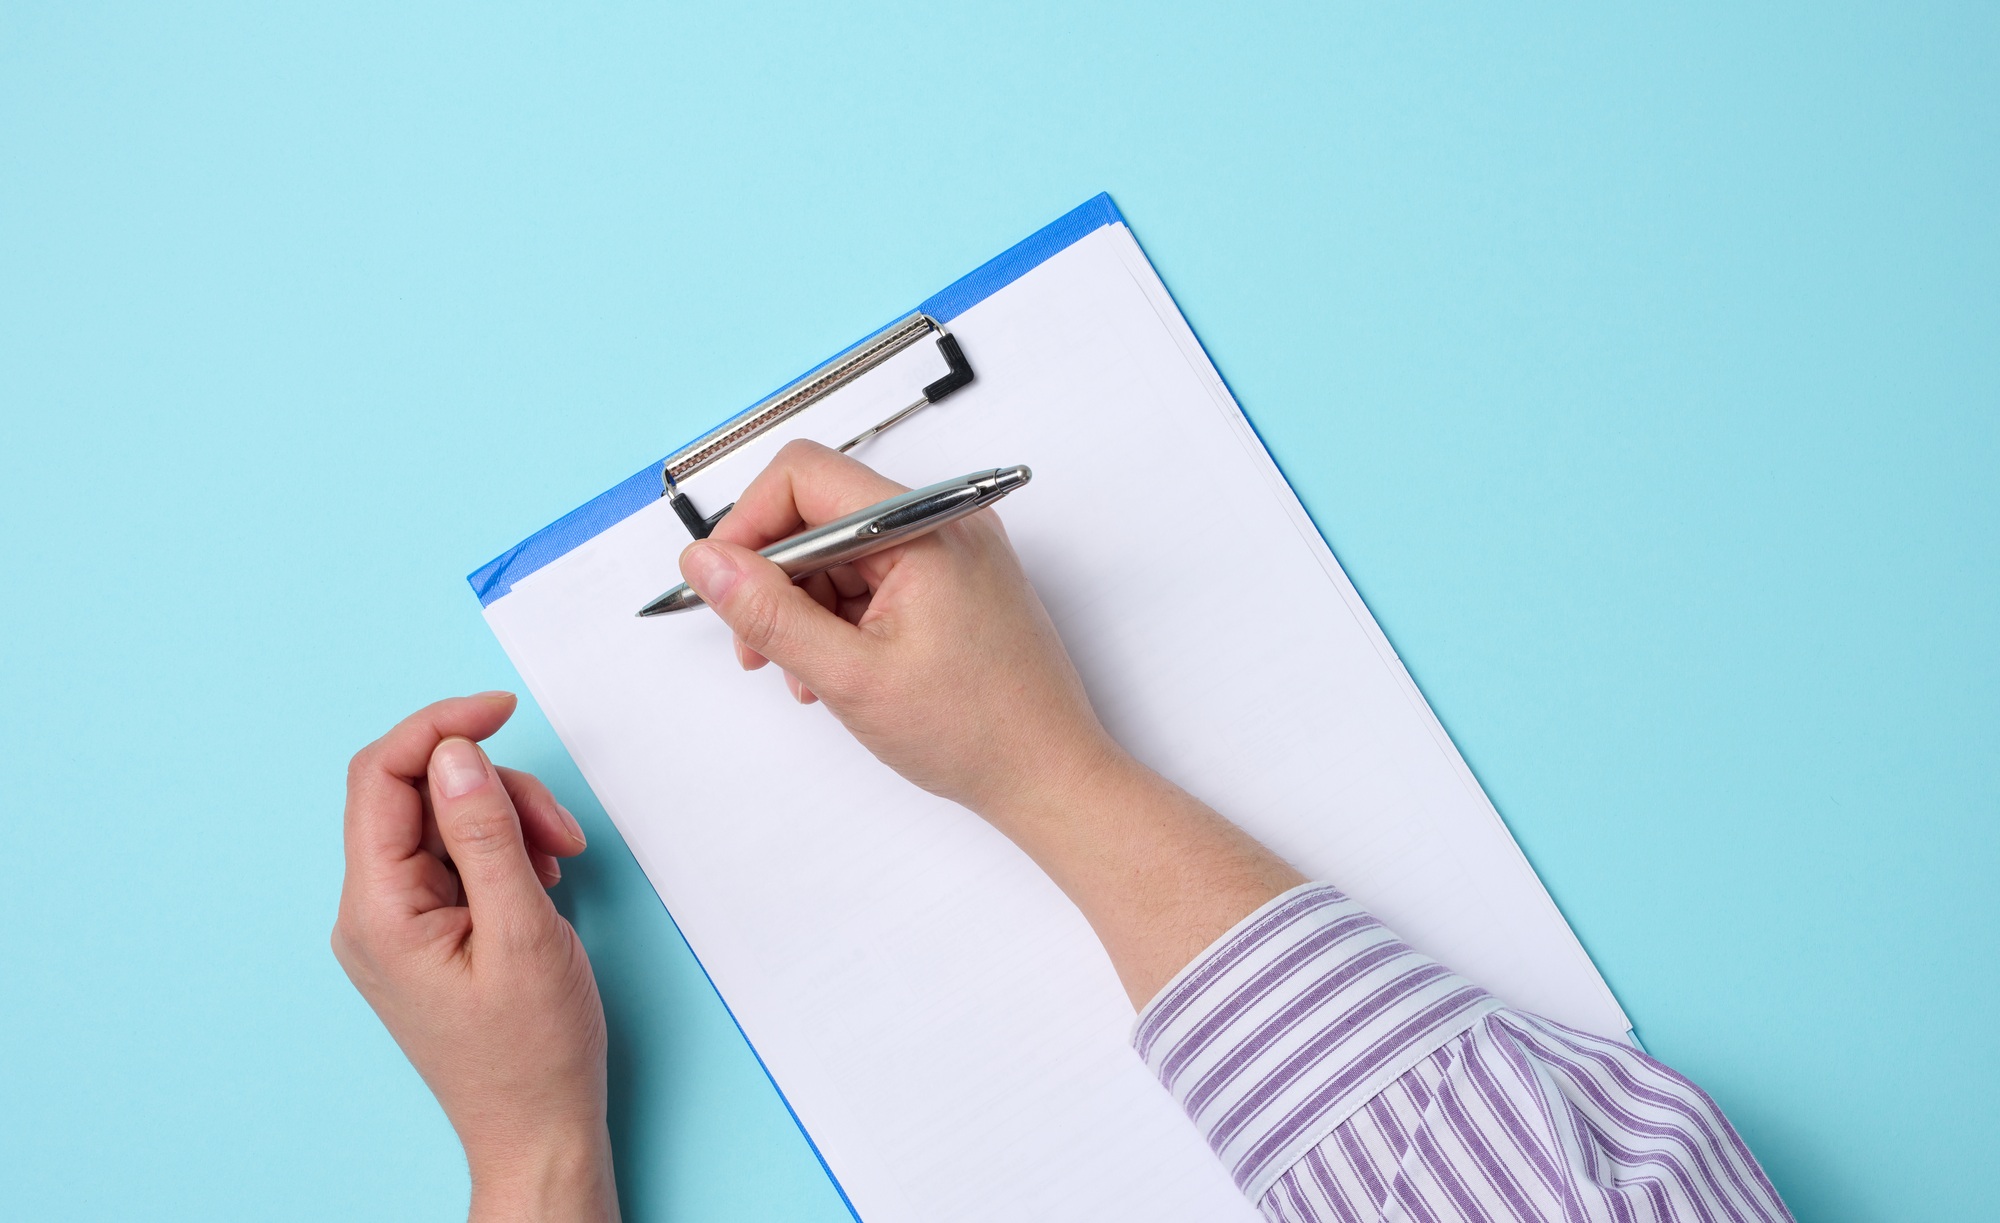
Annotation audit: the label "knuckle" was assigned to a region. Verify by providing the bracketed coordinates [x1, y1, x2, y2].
[330, 911, 374, 966]
[733, 585, 786, 654]
[345, 744, 377, 788]
[447, 800, 518, 855]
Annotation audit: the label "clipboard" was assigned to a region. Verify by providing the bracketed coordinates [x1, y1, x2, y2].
[469, 194, 1630, 1223]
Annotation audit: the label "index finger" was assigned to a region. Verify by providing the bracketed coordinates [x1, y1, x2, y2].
[343, 692, 518, 876]
[708, 440, 910, 558]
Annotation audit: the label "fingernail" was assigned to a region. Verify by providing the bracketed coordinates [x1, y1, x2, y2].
[556, 802, 587, 848]
[682, 544, 744, 606]
[431, 738, 489, 799]
[473, 689, 513, 700]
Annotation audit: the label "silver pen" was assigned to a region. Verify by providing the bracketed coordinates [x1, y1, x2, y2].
[636, 465, 1032, 617]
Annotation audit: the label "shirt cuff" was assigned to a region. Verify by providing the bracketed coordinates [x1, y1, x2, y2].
[1131, 882, 1500, 1202]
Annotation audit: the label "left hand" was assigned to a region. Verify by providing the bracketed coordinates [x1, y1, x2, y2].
[332, 693, 619, 1223]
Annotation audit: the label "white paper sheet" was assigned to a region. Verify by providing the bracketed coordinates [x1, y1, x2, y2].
[483, 222, 1628, 1223]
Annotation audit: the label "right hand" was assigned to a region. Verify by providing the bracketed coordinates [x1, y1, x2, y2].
[678, 440, 1122, 820]
[682, 442, 1305, 1008]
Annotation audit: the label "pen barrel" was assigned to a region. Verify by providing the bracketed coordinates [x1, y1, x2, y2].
[637, 466, 1028, 617]
[762, 483, 989, 580]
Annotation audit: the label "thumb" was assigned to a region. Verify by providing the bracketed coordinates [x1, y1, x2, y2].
[428, 737, 552, 944]
[681, 540, 869, 701]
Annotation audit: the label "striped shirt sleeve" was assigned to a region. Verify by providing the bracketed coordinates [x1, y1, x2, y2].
[1133, 883, 1793, 1222]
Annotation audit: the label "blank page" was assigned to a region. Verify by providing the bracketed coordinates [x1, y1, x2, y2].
[480, 213, 1627, 1223]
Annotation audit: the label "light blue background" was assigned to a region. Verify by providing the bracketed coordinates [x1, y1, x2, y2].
[2, 4, 1993, 1220]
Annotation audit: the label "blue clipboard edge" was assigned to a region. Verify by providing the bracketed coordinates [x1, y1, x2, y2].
[466, 192, 1126, 606]
[641, 897, 866, 1223]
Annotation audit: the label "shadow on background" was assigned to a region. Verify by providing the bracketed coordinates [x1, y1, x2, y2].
[522, 727, 852, 1223]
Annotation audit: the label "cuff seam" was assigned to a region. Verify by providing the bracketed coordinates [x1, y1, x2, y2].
[1131, 881, 1337, 1049]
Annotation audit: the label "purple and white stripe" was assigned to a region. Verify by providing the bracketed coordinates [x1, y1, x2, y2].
[1134, 884, 1792, 1222]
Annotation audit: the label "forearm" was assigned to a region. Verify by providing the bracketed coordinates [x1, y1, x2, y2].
[982, 743, 1305, 1008]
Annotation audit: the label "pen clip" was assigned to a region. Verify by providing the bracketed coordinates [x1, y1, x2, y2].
[859, 485, 982, 537]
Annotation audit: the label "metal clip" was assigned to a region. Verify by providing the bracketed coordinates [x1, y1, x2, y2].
[835, 331, 974, 454]
[661, 315, 975, 539]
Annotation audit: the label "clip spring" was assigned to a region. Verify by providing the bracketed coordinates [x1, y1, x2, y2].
[662, 314, 975, 539]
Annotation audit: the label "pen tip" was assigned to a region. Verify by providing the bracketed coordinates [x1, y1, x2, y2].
[637, 585, 700, 617]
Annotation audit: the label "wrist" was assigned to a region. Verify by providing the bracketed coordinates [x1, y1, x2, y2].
[974, 743, 1305, 1007]
[974, 731, 1139, 838]
[467, 1122, 619, 1223]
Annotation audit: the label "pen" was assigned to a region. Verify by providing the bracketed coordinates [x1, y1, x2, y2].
[636, 465, 1032, 617]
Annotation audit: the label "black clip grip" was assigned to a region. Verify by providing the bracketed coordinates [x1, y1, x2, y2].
[669, 489, 732, 540]
[921, 332, 974, 404]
